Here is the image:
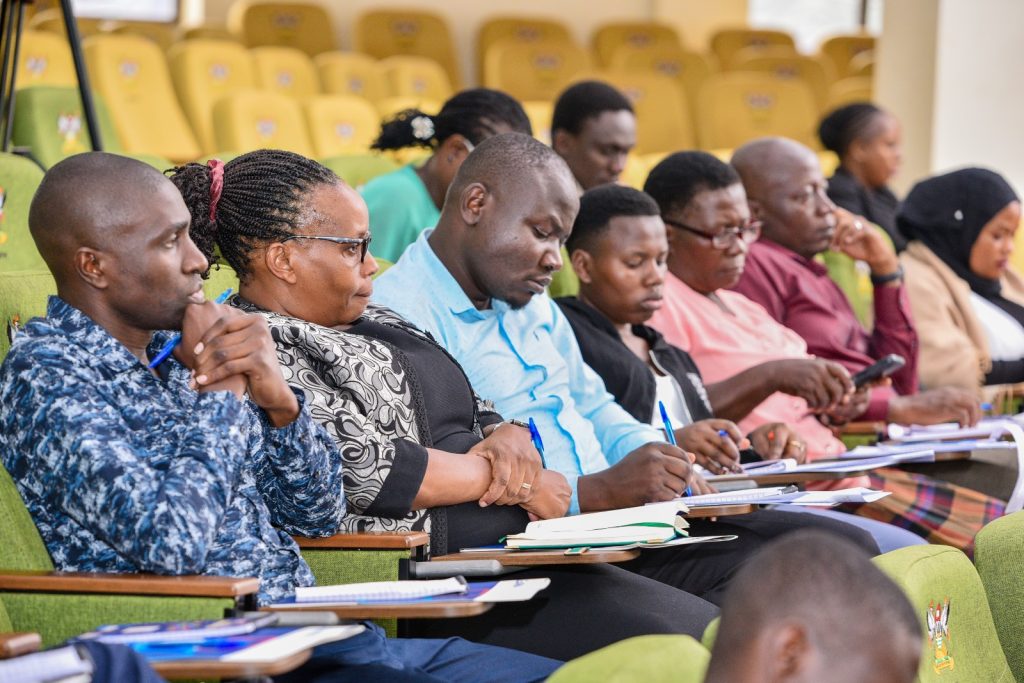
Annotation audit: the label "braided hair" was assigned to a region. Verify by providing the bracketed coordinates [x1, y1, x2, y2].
[370, 88, 532, 151]
[168, 149, 338, 280]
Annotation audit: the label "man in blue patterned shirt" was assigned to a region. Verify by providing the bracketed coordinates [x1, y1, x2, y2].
[0, 153, 559, 682]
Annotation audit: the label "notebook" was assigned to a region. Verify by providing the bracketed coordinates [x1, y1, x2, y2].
[78, 613, 279, 644]
[667, 486, 889, 507]
[269, 578, 551, 609]
[122, 625, 365, 663]
[295, 577, 467, 603]
[503, 500, 690, 549]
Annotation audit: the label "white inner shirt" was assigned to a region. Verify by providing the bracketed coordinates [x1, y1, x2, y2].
[969, 292, 1024, 361]
[650, 371, 693, 432]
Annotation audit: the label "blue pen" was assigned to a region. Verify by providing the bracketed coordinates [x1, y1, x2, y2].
[659, 401, 692, 497]
[981, 402, 993, 412]
[527, 417, 545, 459]
[147, 288, 233, 369]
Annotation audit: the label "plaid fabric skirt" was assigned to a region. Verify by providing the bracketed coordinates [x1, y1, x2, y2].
[842, 467, 1006, 556]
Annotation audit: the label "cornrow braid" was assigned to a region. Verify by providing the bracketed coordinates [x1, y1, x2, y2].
[167, 149, 338, 280]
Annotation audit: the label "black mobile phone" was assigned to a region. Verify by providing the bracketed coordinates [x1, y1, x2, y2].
[851, 354, 906, 389]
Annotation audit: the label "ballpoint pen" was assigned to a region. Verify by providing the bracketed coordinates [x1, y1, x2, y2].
[527, 417, 545, 459]
[659, 400, 692, 497]
[148, 288, 233, 369]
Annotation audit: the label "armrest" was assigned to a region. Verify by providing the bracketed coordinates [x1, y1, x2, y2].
[0, 632, 41, 659]
[293, 531, 429, 550]
[834, 421, 886, 436]
[0, 571, 259, 599]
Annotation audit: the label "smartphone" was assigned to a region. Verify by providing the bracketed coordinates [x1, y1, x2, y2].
[851, 354, 906, 389]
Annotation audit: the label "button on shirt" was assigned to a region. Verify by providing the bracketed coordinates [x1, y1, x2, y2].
[0, 298, 345, 606]
[373, 230, 662, 514]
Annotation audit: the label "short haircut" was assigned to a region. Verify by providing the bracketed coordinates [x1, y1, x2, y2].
[643, 151, 741, 216]
[566, 184, 660, 254]
[818, 102, 885, 159]
[372, 88, 531, 151]
[713, 530, 921, 664]
[551, 80, 634, 136]
[446, 131, 569, 204]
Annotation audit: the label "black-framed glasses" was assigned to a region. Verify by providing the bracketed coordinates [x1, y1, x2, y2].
[281, 234, 373, 263]
[663, 218, 762, 250]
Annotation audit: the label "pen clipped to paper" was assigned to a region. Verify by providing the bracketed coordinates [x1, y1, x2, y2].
[659, 401, 692, 498]
[148, 288, 233, 369]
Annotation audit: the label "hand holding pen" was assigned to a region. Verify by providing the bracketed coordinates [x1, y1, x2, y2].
[672, 419, 747, 475]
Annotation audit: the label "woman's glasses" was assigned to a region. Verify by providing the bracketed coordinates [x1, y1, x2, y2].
[281, 235, 373, 263]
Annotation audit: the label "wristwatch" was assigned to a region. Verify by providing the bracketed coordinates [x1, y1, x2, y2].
[493, 419, 530, 431]
[870, 265, 904, 286]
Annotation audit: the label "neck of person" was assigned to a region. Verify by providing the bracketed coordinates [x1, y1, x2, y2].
[416, 154, 448, 210]
[427, 226, 491, 310]
[64, 292, 155, 366]
[579, 289, 654, 367]
[842, 161, 874, 191]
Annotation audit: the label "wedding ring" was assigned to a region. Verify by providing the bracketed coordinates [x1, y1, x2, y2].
[520, 482, 532, 490]
[853, 220, 864, 231]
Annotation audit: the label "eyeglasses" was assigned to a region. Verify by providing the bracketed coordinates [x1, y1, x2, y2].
[663, 218, 762, 250]
[281, 234, 373, 263]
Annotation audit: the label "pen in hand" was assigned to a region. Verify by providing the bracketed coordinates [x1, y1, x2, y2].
[528, 417, 546, 461]
[659, 401, 692, 498]
[148, 288, 233, 369]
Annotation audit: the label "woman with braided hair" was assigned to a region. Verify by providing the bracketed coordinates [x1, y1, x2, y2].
[360, 88, 533, 262]
[166, 148, 726, 661]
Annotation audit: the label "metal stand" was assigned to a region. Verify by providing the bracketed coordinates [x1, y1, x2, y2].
[0, 0, 102, 155]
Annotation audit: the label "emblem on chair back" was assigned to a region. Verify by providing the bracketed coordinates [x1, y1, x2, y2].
[927, 598, 955, 674]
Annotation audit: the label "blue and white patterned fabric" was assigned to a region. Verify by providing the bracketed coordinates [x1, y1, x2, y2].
[0, 297, 345, 606]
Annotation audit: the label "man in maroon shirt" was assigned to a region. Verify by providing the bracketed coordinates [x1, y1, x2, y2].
[731, 137, 979, 426]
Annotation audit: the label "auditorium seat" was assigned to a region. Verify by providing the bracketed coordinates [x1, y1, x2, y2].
[182, 24, 238, 42]
[83, 34, 201, 162]
[873, 545, 1014, 683]
[0, 157, 45, 274]
[579, 71, 695, 154]
[819, 34, 876, 80]
[695, 72, 818, 151]
[591, 21, 681, 68]
[476, 16, 573, 84]
[847, 50, 875, 78]
[202, 264, 241, 301]
[11, 86, 121, 168]
[212, 89, 313, 157]
[228, 0, 336, 56]
[618, 154, 650, 191]
[315, 51, 388, 103]
[378, 55, 454, 102]
[15, 31, 76, 88]
[484, 39, 590, 102]
[975, 511, 1024, 682]
[521, 100, 553, 144]
[825, 76, 874, 112]
[355, 9, 461, 89]
[319, 154, 399, 189]
[168, 38, 257, 156]
[252, 45, 321, 100]
[608, 44, 714, 123]
[112, 21, 178, 50]
[28, 8, 106, 39]
[547, 634, 709, 683]
[710, 28, 797, 69]
[374, 95, 442, 120]
[304, 94, 381, 157]
[728, 47, 836, 110]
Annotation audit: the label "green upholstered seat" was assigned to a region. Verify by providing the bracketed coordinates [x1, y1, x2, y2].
[203, 263, 241, 300]
[0, 269, 55, 360]
[372, 258, 392, 277]
[0, 156, 45, 273]
[545, 635, 710, 683]
[0, 597, 12, 633]
[701, 617, 719, 651]
[975, 511, 1024, 683]
[873, 545, 1014, 683]
[320, 154, 400, 190]
[547, 247, 578, 299]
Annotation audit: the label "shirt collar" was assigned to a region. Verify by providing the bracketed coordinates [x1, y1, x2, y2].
[756, 238, 830, 277]
[409, 229, 506, 321]
[47, 296, 174, 375]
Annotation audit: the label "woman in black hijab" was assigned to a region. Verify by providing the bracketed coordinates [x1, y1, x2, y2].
[819, 103, 905, 250]
[899, 167, 1024, 393]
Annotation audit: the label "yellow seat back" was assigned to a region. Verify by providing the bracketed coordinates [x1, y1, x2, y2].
[819, 34, 876, 80]
[355, 10, 461, 89]
[304, 94, 381, 158]
[375, 96, 442, 120]
[521, 100, 553, 145]
[315, 51, 387, 103]
[825, 76, 874, 112]
[609, 44, 714, 123]
[252, 46, 320, 100]
[16, 31, 76, 88]
[696, 72, 818, 151]
[591, 21, 681, 68]
[378, 55, 453, 102]
[228, 0, 336, 56]
[576, 71, 694, 155]
[729, 47, 835, 110]
[29, 9, 106, 38]
[484, 39, 590, 102]
[183, 25, 238, 42]
[112, 21, 178, 50]
[84, 34, 200, 162]
[168, 39, 256, 156]
[477, 17, 572, 83]
[618, 153, 650, 191]
[212, 89, 313, 157]
[711, 28, 796, 69]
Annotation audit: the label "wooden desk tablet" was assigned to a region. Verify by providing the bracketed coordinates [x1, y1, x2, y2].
[150, 650, 313, 680]
[260, 601, 493, 620]
[429, 547, 640, 566]
[683, 503, 755, 517]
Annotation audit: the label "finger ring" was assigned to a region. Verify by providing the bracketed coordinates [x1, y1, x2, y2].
[520, 482, 532, 490]
[854, 220, 864, 231]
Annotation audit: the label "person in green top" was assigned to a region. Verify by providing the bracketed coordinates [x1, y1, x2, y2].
[361, 89, 533, 263]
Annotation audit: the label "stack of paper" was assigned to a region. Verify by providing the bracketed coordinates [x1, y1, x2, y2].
[887, 420, 1009, 442]
[271, 579, 552, 608]
[296, 577, 467, 603]
[672, 486, 890, 507]
[504, 500, 690, 549]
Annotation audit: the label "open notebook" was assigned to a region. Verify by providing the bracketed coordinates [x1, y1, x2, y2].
[504, 500, 690, 549]
[269, 578, 551, 608]
[669, 486, 890, 507]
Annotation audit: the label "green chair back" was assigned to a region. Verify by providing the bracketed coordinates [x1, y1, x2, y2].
[547, 246, 578, 299]
[0, 156, 45, 272]
[0, 269, 56, 360]
[0, 462, 56, 572]
[873, 544, 1014, 683]
[0, 594, 13, 632]
[701, 617, 719, 651]
[320, 154, 400, 190]
[975, 511, 1024, 683]
[203, 263, 241, 300]
[546, 635, 710, 683]
[12, 86, 123, 169]
[371, 257, 392, 278]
